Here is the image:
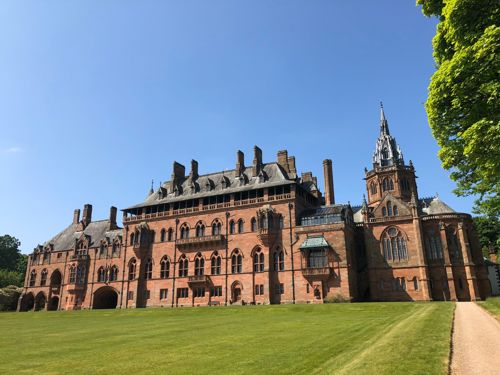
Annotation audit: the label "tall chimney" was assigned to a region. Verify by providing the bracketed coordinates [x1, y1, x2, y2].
[277, 150, 290, 172]
[190, 159, 199, 180]
[73, 209, 80, 225]
[171, 161, 186, 186]
[236, 150, 245, 176]
[253, 145, 263, 176]
[287, 156, 297, 177]
[109, 206, 117, 229]
[82, 204, 92, 225]
[323, 159, 335, 205]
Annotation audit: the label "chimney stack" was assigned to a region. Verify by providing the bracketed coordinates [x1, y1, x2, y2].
[190, 159, 199, 180]
[323, 159, 335, 205]
[236, 150, 245, 176]
[171, 161, 186, 186]
[82, 204, 92, 225]
[73, 209, 81, 225]
[277, 150, 290, 173]
[287, 156, 297, 177]
[109, 206, 117, 229]
[253, 145, 263, 176]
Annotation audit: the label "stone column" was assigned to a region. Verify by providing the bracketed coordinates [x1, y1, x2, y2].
[458, 222, 479, 300]
[439, 222, 457, 301]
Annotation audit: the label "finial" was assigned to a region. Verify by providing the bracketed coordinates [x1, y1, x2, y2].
[149, 179, 154, 195]
[380, 101, 383, 109]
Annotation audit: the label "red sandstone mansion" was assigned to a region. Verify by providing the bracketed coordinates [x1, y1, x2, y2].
[19, 107, 491, 311]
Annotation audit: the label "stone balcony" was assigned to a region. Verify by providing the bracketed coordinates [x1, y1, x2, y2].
[188, 275, 210, 284]
[302, 267, 334, 279]
[177, 234, 225, 249]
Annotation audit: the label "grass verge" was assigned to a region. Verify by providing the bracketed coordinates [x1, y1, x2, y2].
[477, 296, 500, 319]
[0, 302, 453, 374]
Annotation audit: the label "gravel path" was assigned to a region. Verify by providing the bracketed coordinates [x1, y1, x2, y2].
[451, 302, 500, 375]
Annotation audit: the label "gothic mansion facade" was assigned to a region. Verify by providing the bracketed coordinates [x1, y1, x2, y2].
[19, 108, 491, 311]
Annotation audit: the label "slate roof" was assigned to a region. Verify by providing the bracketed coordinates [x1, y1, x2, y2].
[125, 162, 313, 210]
[300, 204, 349, 217]
[422, 196, 455, 215]
[42, 220, 122, 252]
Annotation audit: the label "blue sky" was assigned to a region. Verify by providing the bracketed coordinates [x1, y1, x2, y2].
[0, 1, 470, 253]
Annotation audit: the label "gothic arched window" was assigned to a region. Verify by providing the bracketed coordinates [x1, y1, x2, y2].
[425, 229, 443, 260]
[145, 259, 153, 280]
[97, 267, 106, 282]
[180, 224, 190, 239]
[178, 255, 188, 277]
[160, 228, 166, 242]
[253, 248, 265, 273]
[194, 253, 205, 276]
[381, 227, 408, 262]
[168, 228, 173, 241]
[109, 266, 118, 282]
[229, 220, 235, 235]
[128, 258, 136, 280]
[212, 220, 222, 236]
[231, 250, 242, 274]
[211, 252, 221, 275]
[69, 267, 76, 284]
[238, 219, 244, 234]
[251, 217, 257, 232]
[160, 256, 170, 279]
[196, 223, 205, 237]
[40, 269, 48, 286]
[370, 182, 377, 195]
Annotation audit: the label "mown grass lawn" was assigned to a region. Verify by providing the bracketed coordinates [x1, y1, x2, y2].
[0, 302, 453, 375]
[478, 296, 500, 319]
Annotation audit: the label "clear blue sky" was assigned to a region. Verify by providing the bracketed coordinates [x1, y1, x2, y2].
[0, 1, 471, 253]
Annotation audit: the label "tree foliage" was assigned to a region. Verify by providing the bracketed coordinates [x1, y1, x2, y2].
[0, 235, 26, 288]
[0, 285, 21, 311]
[473, 216, 500, 261]
[417, 0, 500, 217]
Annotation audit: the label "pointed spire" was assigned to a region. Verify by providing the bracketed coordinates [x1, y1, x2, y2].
[380, 101, 390, 135]
[361, 194, 368, 213]
[149, 179, 154, 196]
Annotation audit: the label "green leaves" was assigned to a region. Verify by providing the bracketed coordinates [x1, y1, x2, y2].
[418, 0, 500, 217]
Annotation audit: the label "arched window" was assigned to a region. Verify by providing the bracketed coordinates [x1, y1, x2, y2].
[211, 252, 221, 275]
[279, 217, 284, 229]
[160, 228, 166, 242]
[381, 147, 389, 159]
[130, 233, 135, 245]
[160, 257, 170, 279]
[76, 265, 86, 284]
[272, 249, 284, 271]
[178, 255, 188, 277]
[112, 242, 119, 257]
[145, 259, 153, 280]
[194, 253, 204, 276]
[425, 229, 443, 260]
[381, 227, 408, 262]
[251, 217, 257, 232]
[99, 244, 107, 258]
[128, 258, 136, 280]
[370, 182, 377, 195]
[109, 266, 118, 282]
[447, 227, 461, 261]
[69, 266, 76, 284]
[150, 230, 156, 243]
[39, 269, 48, 286]
[393, 205, 399, 216]
[231, 250, 242, 274]
[212, 220, 222, 236]
[180, 224, 190, 239]
[238, 219, 244, 234]
[382, 178, 394, 192]
[29, 269, 37, 286]
[253, 248, 264, 273]
[387, 202, 393, 216]
[382, 207, 387, 216]
[168, 228, 173, 241]
[97, 267, 106, 282]
[196, 223, 205, 237]
[229, 220, 235, 234]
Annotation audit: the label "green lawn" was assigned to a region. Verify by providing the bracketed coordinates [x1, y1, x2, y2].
[0, 303, 454, 375]
[478, 296, 500, 319]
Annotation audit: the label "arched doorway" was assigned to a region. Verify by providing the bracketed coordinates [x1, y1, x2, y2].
[93, 286, 118, 309]
[231, 281, 243, 304]
[19, 293, 35, 311]
[34, 292, 46, 311]
[50, 269, 62, 288]
[48, 296, 59, 311]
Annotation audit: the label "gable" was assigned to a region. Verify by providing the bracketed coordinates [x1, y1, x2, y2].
[372, 193, 411, 218]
